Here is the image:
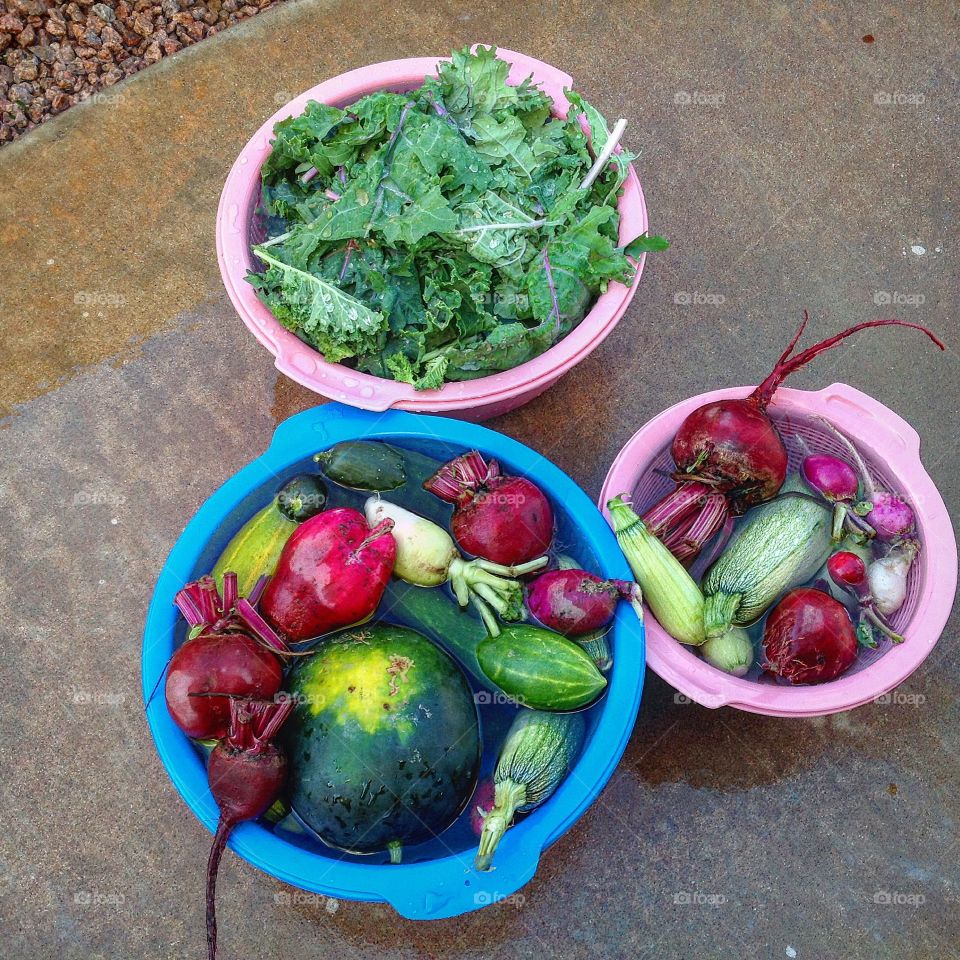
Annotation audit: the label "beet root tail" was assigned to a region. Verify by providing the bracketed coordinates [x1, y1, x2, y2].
[206, 818, 234, 960]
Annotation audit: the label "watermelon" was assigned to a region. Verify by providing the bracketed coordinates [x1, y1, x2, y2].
[285, 624, 481, 857]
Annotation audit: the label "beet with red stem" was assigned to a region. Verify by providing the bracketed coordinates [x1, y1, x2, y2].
[423, 451, 554, 566]
[165, 574, 288, 740]
[643, 314, 944, 561]
[206, 695, 294, 960]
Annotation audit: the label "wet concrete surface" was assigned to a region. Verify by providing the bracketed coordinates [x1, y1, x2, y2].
[1, 0, 958, 957]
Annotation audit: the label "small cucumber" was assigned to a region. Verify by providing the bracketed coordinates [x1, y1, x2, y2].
[314, 441, 406, 491]
[276, 473, 328, 522]
[477, 625, 607, 712]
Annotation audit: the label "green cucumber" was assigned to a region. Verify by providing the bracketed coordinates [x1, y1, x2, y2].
[385, 581, 491, 689]
[477, 625, 607, 711]
[701, 475, 833, 638]
[313, 440, 406, 491]
[276, 473, 328, 521]
[211, 500, 297, 598]
[475, 710, 585, 870]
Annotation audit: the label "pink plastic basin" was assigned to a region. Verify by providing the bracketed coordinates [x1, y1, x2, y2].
[599, 383, 958, 717]
[216, 46, 649, 421]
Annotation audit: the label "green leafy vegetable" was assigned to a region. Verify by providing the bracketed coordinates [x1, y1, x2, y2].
[247, 45, 665, 388]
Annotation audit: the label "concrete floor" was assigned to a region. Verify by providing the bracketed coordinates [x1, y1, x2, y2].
[1, 0, 958, 957]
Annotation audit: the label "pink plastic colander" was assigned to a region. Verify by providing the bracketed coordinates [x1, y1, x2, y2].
[599, 383, 957, 717]
[216, 46, 649, 421]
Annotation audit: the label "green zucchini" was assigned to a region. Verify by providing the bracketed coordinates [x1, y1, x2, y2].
[477, 625, 607, 712]
[313, 440, 406, 491]
[475, 710, 585, 871]
[607, 496, 706, 645]
[701, 476, 833, 638]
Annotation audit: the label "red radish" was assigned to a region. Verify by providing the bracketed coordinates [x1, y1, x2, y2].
[827, 551, 868, 592]
[469, 777, 496, 837]
[423, 450, 554, 565]
[827, 550, 905, 646]
[526, 568, 642, 635]
[166, 574, 286, 740]
[206, 695, 293, 960]
[643, 315, 944, 561]
[261, 507, 396, 642]
[762, 587, 858, 684]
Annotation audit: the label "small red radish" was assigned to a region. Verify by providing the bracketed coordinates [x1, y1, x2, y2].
[166, 574, 286, 740]
[827, 551, 868, 594]
[261, 507, 396, 642]
[205, 696, 293, 960]
[526, 568, 642, 635]
[423, 450, 554, 565]
[469, 777, 496, 837]
[762, 587, 858, 684]
[827, 550, 906, 646]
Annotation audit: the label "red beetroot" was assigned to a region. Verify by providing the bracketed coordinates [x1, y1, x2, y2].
[166, 633, 283, 740]
[644, 315, 944, 561]
[166, 574, 286, 740]
[423, 451, 554, 565]
[206, 696, 293, 960]
[762, 587, 859, 684]
[526, 568, 642, 635]
[261, 507, 396, 642]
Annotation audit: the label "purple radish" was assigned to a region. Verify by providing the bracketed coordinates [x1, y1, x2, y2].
[802, 454, 861, 541]
[866, 491, 916, 542]
[526, 569, 643, 635]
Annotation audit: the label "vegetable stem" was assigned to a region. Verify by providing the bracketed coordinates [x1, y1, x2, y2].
[475, 778, 527, 871]
[579, 118, 627, 190]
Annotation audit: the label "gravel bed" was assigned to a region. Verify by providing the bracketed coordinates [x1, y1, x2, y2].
[0, 0, 282, 143]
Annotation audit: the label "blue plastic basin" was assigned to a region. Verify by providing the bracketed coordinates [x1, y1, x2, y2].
[142, 403, 645, 920]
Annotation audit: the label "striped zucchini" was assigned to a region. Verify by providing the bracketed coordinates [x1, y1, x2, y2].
[701, 476, 833, 638]
[607, 496, 706, 645]
[475, 710, 585, 871]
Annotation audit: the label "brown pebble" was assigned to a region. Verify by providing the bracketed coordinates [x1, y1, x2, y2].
[161, 36, 180, 53]
[30, 43, 57, 62]
[0, 33, 11, 54]
[12, 58, 38, 81]
[50, 90, 71, 111]
[0, 14, 25, 32]
[17, 24, 36, 46]
[45, 16, 67, 36]
[143, 39, 161, 62]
